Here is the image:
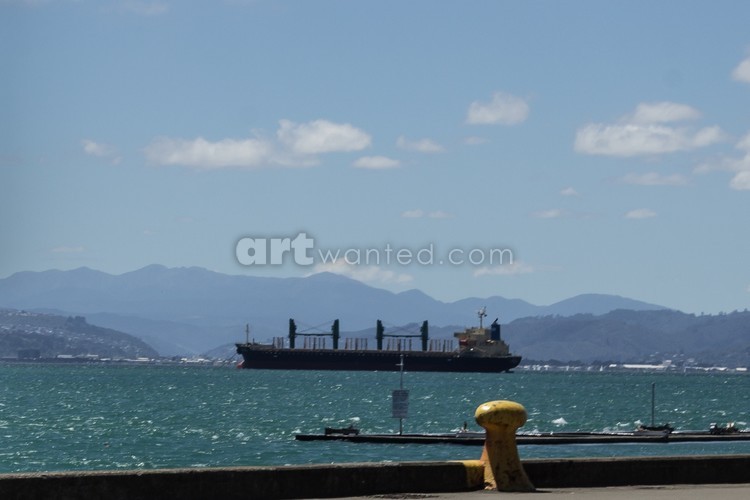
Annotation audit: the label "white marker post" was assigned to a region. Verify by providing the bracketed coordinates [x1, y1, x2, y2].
[392, 354, 409, 435]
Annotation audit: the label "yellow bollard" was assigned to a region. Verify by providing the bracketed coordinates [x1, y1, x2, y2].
[475, 400, 535, 492]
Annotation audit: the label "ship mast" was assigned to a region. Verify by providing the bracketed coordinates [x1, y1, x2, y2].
[478, 307, 487, 329]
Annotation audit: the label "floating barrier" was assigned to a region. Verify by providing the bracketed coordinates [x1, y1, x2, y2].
[295, 429, 750, 445]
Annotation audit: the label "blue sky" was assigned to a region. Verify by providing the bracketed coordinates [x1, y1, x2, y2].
[2, 0, 749, 314]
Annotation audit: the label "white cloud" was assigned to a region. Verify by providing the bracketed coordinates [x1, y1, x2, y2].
[82, 140, 111, 157]
[310, 261, 413, 285]
[737, 132, 750, 152]
[694, 132, 750, 189]
[473, 261, 534, 277]
[732, 57, 750, 84]
[353, 156, 400, 169]
[624, 208, 657, 219]
[466, 91, 529, 125]
[575, 123, 724, 157]
[401, 209, 424, 218]
[82, 139, 121, 164]
[728, 158, 750, 190]
[396, 136, 445, 153]
[575, 102, 724, 157]
[532, 208, 565, 219]
[560, 187, 579, 196]
[630, 102, 701, 124]
[695, 155, 750, 175]
[146, 118, 373, 169]
[277, 119, 371, 155]
[619, 172, 688, 186]
[730, 171, 750, 190]
[145, 136, 274, 169]
[692, 126, 726, 147]
[695, 152, 750, 180]
[730, 133, 750, 189]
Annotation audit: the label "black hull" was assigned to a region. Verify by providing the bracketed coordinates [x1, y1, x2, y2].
[235, 344, 521, 373]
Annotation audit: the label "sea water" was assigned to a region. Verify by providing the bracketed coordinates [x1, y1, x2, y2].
[1, 363, 748, 473]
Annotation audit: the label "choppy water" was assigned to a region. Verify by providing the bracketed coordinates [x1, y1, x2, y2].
[1, 364, 749, 473]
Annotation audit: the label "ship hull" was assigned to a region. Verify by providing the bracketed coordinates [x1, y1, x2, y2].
[235, 344, 521, 373]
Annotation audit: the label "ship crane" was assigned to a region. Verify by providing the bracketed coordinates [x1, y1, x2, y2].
[288, 318, 340, 349]
[377, 320, 429, 351]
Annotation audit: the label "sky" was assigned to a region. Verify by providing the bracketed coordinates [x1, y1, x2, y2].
[2, 0, 750, 315]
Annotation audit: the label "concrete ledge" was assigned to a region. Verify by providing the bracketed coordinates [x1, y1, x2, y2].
[1, 455, 749, 499]
[0, 461, 485, 500]
[524, 454, 750, 488]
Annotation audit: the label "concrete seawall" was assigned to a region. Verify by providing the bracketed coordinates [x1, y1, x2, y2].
[2, 455, 749, 500]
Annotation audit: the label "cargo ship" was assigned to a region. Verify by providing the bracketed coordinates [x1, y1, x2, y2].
[235, 309, 521, 373]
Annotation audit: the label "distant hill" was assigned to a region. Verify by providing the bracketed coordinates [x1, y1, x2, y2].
[0, 309, 159, 359]
[503, 309, 750, 367]
[0, 265, 666, 355]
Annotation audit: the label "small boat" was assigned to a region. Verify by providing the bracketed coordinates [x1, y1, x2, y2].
[709, 422, 739, 435]
[324, 425, 360, 436]
[636, 423, 674, 435]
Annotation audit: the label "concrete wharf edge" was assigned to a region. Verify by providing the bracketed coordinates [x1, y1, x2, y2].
[1, 455, 749, 500]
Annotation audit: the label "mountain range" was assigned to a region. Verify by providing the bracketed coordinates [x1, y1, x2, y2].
[0, 265, 666, 356]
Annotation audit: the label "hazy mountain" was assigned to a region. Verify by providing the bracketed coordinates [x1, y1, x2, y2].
[541, 294, 665, 317]
[0, 265, 666, 355]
